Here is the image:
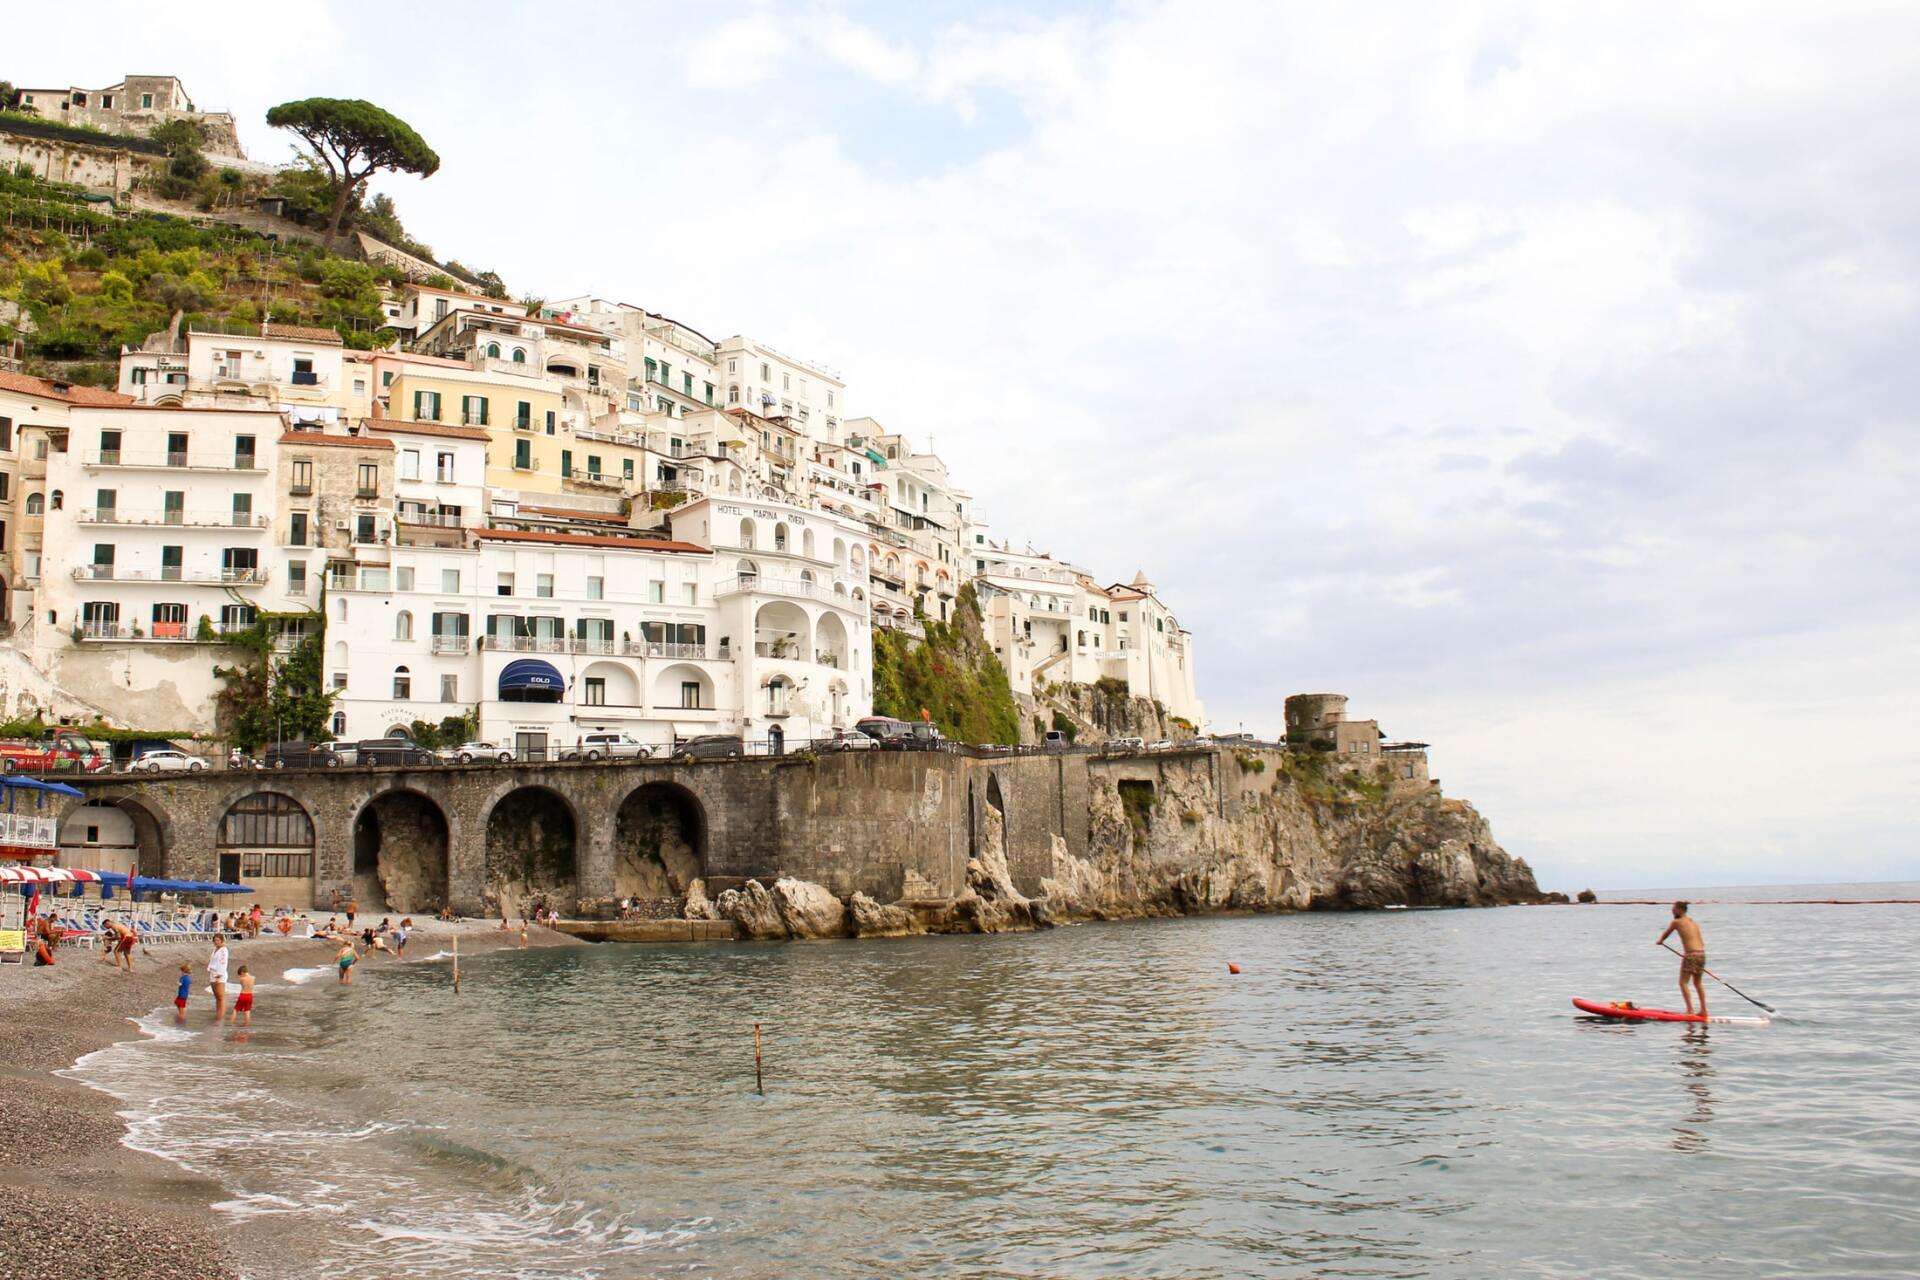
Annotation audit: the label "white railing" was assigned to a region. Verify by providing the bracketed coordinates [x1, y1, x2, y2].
[85, 451, 265, 471]
[571, 637, 616, 655]
[399, 511, 464, 528]
[79, 509, 270, 529]
[431, 635, 470, 654]
[70, 566, 266, 585]
[491, 635, 568, 653]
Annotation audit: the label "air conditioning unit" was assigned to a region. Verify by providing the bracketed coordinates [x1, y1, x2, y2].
[334, 520, 349, 530]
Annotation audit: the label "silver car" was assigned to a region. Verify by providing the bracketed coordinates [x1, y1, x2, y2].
[131, 749, 210, 773]
[443, 740, 514, 764]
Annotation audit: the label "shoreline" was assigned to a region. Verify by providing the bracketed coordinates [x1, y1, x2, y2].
[0, 919, 576, 1280]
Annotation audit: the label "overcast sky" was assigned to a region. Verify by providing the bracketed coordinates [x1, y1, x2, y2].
[16, 1, 1918, 889]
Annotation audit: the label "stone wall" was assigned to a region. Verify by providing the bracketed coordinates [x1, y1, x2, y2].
[55, 744, 1542, 927]
[0, 127, 161, 197]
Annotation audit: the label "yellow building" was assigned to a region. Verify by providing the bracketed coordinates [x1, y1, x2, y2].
[376, 359, 566, 493]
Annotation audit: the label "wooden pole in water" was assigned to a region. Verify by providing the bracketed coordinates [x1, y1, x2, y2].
[754, 1022, 764, 1095]
[452, 933, 460, 995]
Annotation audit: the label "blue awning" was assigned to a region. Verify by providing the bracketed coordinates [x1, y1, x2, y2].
[499, 658, 564, 695]
[0, 776, 84, 799]
[91, 872, 254, 895]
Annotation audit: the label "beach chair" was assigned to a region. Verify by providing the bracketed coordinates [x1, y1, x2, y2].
[58, 915, 96, 950]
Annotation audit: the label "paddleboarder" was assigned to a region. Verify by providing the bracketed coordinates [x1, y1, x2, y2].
[1656, 901, 1707, 1018]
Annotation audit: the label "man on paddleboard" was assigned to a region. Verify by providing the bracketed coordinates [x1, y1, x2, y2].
[1656, 901, 1707, 1018]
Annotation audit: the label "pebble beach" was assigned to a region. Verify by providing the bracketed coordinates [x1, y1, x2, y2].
[0, 918, 575, 1280]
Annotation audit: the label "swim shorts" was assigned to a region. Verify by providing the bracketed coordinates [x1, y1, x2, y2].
[1681, 951, 1706, 979]
[116, 935, 134, 954]
[234, 993, 254, 1012]
[174, 997, 188, 1010]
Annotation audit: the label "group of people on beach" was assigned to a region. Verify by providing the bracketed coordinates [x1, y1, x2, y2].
[307, 914, 414, 983]
[170, 934, 255, 1025]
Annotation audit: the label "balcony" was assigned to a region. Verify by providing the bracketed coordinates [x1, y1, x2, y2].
[513, 415, 533, 432]
[717, 573, 841, 601]
[435, 469, 457, 484]
[567, 471, 625, 492]
[354, 486, 380, 499]
[619, 640, 724, 660]
[289, 482, 313, 496]
[512, 458, 541, 473]
[76, 621, 254, 643]
[85, 451, 264, 473]
[399, 511, 463, 529]
[79, 509, 269, 530]
[71, 566, 266, 586]
[569, 636, 616, 655]
[431, 635, 470, 655]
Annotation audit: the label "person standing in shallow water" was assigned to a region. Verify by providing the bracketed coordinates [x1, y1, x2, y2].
[1657, 901, 1708, 1017]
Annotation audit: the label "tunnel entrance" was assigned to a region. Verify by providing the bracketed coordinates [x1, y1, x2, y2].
[352, 790, 450, 914]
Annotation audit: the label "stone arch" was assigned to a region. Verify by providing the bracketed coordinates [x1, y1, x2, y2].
[850, 544, 865, 572]
[613, 781, 706, 907]
[217, 791, 315, 905]
[351, 788, 449, 913]
[773, 521, 790, 552]
[483, 786, 578, 918]
[802, 527, 816, 559]
[57, 794, 168, 880]
[833, 536, 846, 568]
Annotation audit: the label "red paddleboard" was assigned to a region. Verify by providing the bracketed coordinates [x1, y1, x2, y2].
[1573, 998, 1770, 1027]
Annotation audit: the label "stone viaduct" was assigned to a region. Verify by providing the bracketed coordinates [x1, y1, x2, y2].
[56, 747, 1239, 918]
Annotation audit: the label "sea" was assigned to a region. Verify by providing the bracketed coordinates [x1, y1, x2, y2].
[67, 883, 1920, 1279]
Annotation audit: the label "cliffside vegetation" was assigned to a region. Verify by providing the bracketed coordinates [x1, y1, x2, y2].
[870, 584, 1020, 744]
[211, 610, 334, 750]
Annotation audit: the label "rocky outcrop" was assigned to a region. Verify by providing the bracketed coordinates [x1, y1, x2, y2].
[705, 750, 1544, 942]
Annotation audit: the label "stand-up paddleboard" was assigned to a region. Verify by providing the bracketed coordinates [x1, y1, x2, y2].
[1573, 998, 1770, 1027]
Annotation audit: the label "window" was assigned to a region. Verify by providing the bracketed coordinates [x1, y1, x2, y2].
[288, 512, 308, 546]
[25, 493, 41, 516]
[354, 379, 366, 395]
[442, 568, 461, 593]
[332, 710, 346, 732]
[728, 358, 737, 373]
[649, 580, 664, 603]
[583, 678, 606, 707]
[683, 372, 693, 395]
[100, 94, 112, 108]
[94, 487, 117, 518]
[559, 449, 573, 478]
[382, 370, 394, 388]
[436, 452, 455, 482]
[514, 439, 532, 469]
[704, 382, 714, 405]
[356, 462, 379, 496]
[91, 544, 115, 577]
[461, 395, 489, 426]
[486, 342, 500, 358]
[545, 411, 556, 435]
[288, 561, 307, 594]
[760, 363, 770, 380]
[395, 611, 414, 641]
[515, 400, 532, 429]
[586, 455, 601, 477]
[622, 458, 634, 481]
[163, 491, 183, 523]
[355, 514, 378, 544]
[399, 449, 421, 481]
[729, 384, 740, 404]
[166, 432, 188, 466]
[536, 573, 553, 598]
[141, 93, 153, 108]
[219, 793, 312, 848]
[586, 576, 603, 600]
[413, 390, 442, 421]
[441, 674, 459, 702]
[396, 567, 414, 591]
[393, 667, 411, 699]
[497, 573, 514, 596]
[235, 435, 257, 467]
[0, 418, 10, 451]
[683, 583, 697, 605]
[220, 603, 255, 630]
[681, 681, 703, 709]
[512, 348, 526, 364]
[231, 493, 252, 525]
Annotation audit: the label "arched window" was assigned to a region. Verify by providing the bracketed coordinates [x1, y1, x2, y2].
[766, 675, 791, 715]
[728, 384, 740, 404]
[737, 558, 759, 583]
[49, 490, 62, 511]
[219, 793, 313, 848]
[24, 493, 43, 515]
[799, 570, 815, 587]
[333, 639, 348, 669]
[773, 523, 789, 552]
[1077, 630, 1087, 647]
[511, 348, 526, 364]
[738, 517, 756, 549]
[335, 597, 348, 621]
[395, 610, 413, 641]
[393, 665, 411, 699]
[486, 342, 501, 358]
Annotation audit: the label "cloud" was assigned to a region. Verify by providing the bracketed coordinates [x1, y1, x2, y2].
[678, 14, 793, 89]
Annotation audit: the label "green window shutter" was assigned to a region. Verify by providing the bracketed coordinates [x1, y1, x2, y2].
[587, 455, 601, 475]
[517, 400, 530, 427]
[545, 411, 555, 434]
[644, 358, 656, 382]
[476, 398, 489, 426]
[561, 450, 572, 477]
[515, 439, 530, 468]
[622, 459, 634, 479]
[413, 389, 425, 419]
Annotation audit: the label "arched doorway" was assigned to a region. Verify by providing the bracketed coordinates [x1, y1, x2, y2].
[217, 792, 315, 908]
[613, 782, 706, 912]
[484, 787, 577, 918]
[766, 723, 784, 756]
[352, 790, 450, 913]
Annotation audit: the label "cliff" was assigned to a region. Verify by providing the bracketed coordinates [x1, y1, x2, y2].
[870, 584, 1021, 744]
[703, 749, 1544, 941]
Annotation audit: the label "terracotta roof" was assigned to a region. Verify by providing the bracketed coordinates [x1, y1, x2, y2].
[515, 505, 629, 524]
[364, 420, 489, 442]
[262, 324, 344, 345]
[475, 527, 708, 554]
[0, 371, 135, 407]
[278, 431, 393, 450]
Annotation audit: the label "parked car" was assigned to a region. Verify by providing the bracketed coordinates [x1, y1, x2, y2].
[265, 741, 341, 769]
[320, 739, 359, 766]
[673, 735, 744, 761]
[357, 740, 437, 767]
[1109, 736, 1146, 752]
[130, 749, 210, 773]
[854, 716, 917, 749]
[441, 740, 514, 764]
[827, 730, 879, 751]
[1147, 740, 1174, 752]
[561, 732, 653, 762]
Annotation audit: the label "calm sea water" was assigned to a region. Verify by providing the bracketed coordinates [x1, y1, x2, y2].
[71, 884, 1920, 1279]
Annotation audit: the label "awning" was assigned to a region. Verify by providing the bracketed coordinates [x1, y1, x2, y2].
[91, 872, 253, 894]
[0, 866, 101, 883]
[499, 659, 564, 695]
[0, 777, 84, 799]
[864, 450, 886, 466]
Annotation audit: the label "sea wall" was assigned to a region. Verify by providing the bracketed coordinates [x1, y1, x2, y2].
[58, 746, 1542, 929]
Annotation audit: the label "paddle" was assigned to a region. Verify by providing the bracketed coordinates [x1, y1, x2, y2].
[1662, 941, 1777, 1014]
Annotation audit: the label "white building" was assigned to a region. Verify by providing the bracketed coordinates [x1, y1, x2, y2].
[716, 336, 845, 441]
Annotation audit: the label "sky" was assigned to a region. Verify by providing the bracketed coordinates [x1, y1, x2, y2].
[12, 1, 1919, 890]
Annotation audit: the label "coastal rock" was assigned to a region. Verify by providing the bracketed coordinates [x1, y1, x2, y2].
[716, 880, 787, 940]
[772, 877, 850, 939]
[682, 878, 718, 920]
[849, 891, 920, 938]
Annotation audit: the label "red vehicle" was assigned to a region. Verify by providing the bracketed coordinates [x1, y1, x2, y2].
[0, 731, 114, 774]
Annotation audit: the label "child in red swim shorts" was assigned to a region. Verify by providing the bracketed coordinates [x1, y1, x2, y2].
[174, 963, 192, 1019]
[233, 965, 255, 1025]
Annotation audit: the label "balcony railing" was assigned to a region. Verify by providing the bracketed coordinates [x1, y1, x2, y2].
[431, 635, 470, 654]
[70, 566, 266, 585]
[289, 482, 312, 496]
[77, 621, 254, 642]
[354, 486, 380, 499]
[490, 635, 568, 653]
[616, 640, 725, 660]
[567, 471, 624, 490]
[398, 511, 464, 528]
[84, 451, 264, 472]
[571, 637, 616, 655]
[513, 415, 533, 432]
[719, 573, 840, 601]
[79, 509, 269, 529]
